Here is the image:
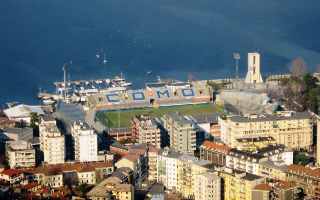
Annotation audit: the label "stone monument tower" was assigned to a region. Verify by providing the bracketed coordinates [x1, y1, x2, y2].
[245, 52, 263, 84]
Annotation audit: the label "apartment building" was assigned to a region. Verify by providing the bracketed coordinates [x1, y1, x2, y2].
[7, 140, 35, 168]
[39, 115, 57, 149]
[219, 111, 312, 150]
[132, 115, 161, 148]
[252, 180, 301, 200]
[24, 161, 113, 188]
[115, 144, 148, 187]
[177, 154, 210, 198]
[161, 113, 196, 154]
[148, 146, 159, 182]
[157, 148, 211, 199]
[157, 148, 180, 190]
[219, 168, 265, 200]
[286, 164, 320, 197]
[194, 171, 221, 200]
[71, 121, 98, 162]
[226, 144, 293, 175]
[200, 140, 231, 166]
[87, 176, 134, 200]
[258, 160, 288, 181]
[39, 116, 65, 164]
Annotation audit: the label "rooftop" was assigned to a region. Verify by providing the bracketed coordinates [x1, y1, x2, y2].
[259, 160, 288, 172]
[201, 140, 231, 154]
[1, 127, 34, 143]
[288, 164, 320, 178]
[73, 120, 91, 130]
[221, 168, 263, 181]
[23, 161, 113, 176]
[133, 115, 159, 130]
[229, 144, 285, 161]
[190, 113, 219, 124]
[8, 140, 33, 151]
[1, 169, 23, 177]
[229, 111, 311, 123]
[165, 112, 193, 126]
[87, 176, 133, 197]
[254, 183, 272, 191]
[4, 104, 44, 118]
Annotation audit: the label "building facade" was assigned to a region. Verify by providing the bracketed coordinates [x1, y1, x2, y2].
[194, 172, 221, 200]
[226, 144, 293, 175]
[219, 168, 265, 200]
[71, 121, 98, 162]
[161, 113, 196, 154]
[200, 140, 230, 166]
[220, 112, 313, 150]
[7, 141, 36, 168]
[157, 148, 211, 199]
[132, 115, 161, 148]
[286, 165, 320, 197]
[39, 116, 65, 164]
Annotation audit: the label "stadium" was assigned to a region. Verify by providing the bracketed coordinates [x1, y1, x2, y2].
[86, 80, 212, 111]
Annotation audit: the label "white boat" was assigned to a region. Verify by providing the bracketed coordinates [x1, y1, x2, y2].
[121, 82, 132, 87]
[42, 99, 56, 105]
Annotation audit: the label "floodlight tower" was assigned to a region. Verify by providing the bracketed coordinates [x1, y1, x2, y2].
[233, 52, 240, 80]
[62, 63, 67, 100]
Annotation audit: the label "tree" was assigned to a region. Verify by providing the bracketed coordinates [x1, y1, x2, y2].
[30, 112, 39, 129]
[290, 57, 307, 77]
[30, 112, 40, 136]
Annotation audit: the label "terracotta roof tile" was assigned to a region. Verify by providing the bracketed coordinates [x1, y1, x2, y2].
[201, 140, 231, 154]
[254, 183, 272, 191]
[1, 169, 23, 177]
[288, 164, 320, 178]
[23, 161, 113, 176]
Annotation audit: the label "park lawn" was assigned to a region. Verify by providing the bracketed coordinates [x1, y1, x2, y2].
[96, 103, 223, 128]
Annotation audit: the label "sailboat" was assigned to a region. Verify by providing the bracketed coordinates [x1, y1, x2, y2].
[103, 53, 108, 64]
[96, 49, 101, 59]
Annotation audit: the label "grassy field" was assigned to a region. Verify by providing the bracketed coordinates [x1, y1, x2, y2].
[96, 103, 223, 128]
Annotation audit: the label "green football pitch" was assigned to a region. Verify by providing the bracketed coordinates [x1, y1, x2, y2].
[96, 103, 223, 128]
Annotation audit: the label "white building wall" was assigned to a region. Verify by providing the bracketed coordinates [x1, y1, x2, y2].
[194, 173, 221, 200]
[44, 136, 65, 164]
[78, 134, 98, 162]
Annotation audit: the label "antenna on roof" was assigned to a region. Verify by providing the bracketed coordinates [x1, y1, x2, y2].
[233, 53, 241, 80]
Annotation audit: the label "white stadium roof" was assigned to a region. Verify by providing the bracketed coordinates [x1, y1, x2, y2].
[4, 104, 44, 119]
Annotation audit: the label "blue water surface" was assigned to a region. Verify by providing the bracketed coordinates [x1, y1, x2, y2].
[1, 0, 320, 104]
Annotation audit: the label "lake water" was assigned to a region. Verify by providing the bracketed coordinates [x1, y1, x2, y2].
[1, 0, 320, 105]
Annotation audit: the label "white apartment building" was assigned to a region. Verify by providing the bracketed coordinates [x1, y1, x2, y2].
[226, 144, 293, 175]
[7, 140, 36, 168]
[39, 115, 57, 150]
[157, 148, 211, 199]
[43, 135, 65, 164]
[157, 148, 179, 190]
[39, 115, 65, 164]
[194, 172, 221, 200]
[71, 121, 98, 162]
